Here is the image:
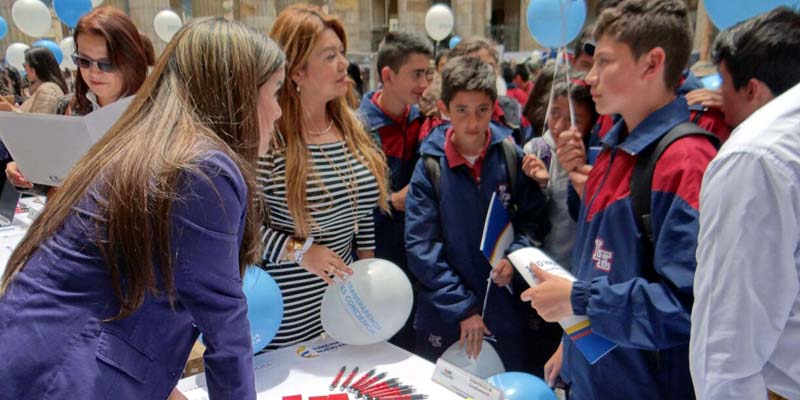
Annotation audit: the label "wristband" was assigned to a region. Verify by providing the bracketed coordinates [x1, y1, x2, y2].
[293, 236, 314, 265]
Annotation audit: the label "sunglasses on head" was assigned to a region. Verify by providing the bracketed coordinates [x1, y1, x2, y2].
[71, 53, 115, 72]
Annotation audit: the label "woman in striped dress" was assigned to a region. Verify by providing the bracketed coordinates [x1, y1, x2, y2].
[259, 4, 390, 350]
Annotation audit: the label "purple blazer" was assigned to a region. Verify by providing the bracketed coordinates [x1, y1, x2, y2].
[0, 151, 256, 399]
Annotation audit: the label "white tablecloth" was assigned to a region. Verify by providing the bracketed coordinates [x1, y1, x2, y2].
[0, 196, 41, 276]
[177, 336, 463, 399]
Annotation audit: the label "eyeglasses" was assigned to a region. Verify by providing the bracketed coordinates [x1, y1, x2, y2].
[71, 53, 115, 72]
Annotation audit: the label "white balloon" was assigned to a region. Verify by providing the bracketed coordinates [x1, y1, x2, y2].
[441, 340, 506, 379]
[6, 42, 30, 70]
[424, 4, 455, 41]
[91, 0, 104, 7]
[153, 10, 183, 43]
[60, 37, 77, 70]
[11, 0, 52, 38]
[321, 258, 413, 346]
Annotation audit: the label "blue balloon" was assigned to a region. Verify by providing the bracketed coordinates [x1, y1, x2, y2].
[242, 266, 283, 354]
[488, 372, 557, 400]
[527, 0, 587, 49]
[706, 0, 799, 29]
[33, 40, 64, 65]
[53, 0, 93, 29]
[449, 35, 462, 49]
[0, 16, 8, 40]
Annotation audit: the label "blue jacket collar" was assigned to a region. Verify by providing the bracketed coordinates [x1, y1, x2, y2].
[601, 96, 690, 155]
[677, 70, 705, 112]
[357, 90, 422, 130]
[420, 121, 513, 158]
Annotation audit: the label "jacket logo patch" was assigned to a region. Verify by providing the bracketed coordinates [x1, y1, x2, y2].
[428, 333, 443, 348]
[592, 238, 613, 272]
[497, 184, 511, 208]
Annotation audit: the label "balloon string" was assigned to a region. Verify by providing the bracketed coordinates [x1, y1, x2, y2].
[564, 47, 577, 128]
[541, 48, 562, 138]
[558, 0, 577, 128]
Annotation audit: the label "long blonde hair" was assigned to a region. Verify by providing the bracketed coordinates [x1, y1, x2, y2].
[1, 19, 285, 319]
[269, 4, 389, 238]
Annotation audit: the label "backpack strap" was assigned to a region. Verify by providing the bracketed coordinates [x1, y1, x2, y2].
[500, 139, 518, 198]
[630, 121, 719, 282]
[424, 138, 519, 201]
[423, 155, 442, 200]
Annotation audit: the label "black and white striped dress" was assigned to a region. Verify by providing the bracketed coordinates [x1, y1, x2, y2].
[257, 139, 380, 350]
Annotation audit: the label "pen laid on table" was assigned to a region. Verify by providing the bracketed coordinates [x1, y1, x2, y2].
[329, 365, 346, 391]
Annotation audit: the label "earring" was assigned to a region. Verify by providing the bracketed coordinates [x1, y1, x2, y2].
[296, 83, 301, 94]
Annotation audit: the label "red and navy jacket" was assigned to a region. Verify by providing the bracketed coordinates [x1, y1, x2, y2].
[358, 90, 424, 270]
[359, 90, 423, 192]
[562, 97, 717, 399]
[405, 123, 549, 370]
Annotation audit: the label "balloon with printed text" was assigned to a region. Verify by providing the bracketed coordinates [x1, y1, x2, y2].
[321, 258, 413, 345]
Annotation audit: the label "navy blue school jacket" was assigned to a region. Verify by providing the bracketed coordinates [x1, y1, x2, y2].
[404, 123, 549, 367]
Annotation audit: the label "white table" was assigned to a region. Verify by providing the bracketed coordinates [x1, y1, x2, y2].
[0, 196, 42, 276]
[177, 336, 463, 399]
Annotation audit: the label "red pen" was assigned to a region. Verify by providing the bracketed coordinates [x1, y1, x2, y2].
[349, 369, 375, 393]
[368, 387, 414, 400]
[368, 385, 411, 397]
[340, 366, 359, 390]
[354, 372, 387, 394]
[360, 378, 398, 396]
[330, 365, 346, 391]
[375, 395, 427, 400]
[369, 385, 412, 396]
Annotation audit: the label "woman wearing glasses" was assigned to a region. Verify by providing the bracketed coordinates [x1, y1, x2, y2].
[5, 6, 150, 191]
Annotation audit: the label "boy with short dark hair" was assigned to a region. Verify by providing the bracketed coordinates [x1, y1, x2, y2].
[692, 7, 800, 399]
[357, 30, 432, 351]
[405, 56, 549, 371]
[522, 0, 718, 398]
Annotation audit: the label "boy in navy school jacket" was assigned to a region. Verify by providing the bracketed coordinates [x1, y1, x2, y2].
[405, 55, 549, 371]
[357, 31, 432, 351]
[522, 1, 718, 399]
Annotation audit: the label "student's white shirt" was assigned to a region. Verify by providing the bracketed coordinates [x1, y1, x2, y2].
[691, 82, 800, 400]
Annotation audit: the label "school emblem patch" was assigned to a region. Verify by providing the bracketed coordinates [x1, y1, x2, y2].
[592, 238, 613, 272]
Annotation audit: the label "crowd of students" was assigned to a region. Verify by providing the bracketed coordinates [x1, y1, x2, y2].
[0, 0, 798, 399]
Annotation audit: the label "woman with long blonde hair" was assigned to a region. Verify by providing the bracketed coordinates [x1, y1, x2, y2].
[0, 19, 285, 399]
[259, 4, 389, 350]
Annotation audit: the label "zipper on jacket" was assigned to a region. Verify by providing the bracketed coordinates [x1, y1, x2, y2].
[585, 148, 617, 215]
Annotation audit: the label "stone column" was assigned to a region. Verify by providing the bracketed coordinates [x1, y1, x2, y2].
[238, 0, 277, 34]
[452, 0, 490, 38]
[398, 0, 428, 36]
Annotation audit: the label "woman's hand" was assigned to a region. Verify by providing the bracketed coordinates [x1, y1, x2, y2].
[300, 244, 353, 284]
[0, 96, 16, 112]
[6, 162, 33, 189]
[167, 388, 188, 400]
